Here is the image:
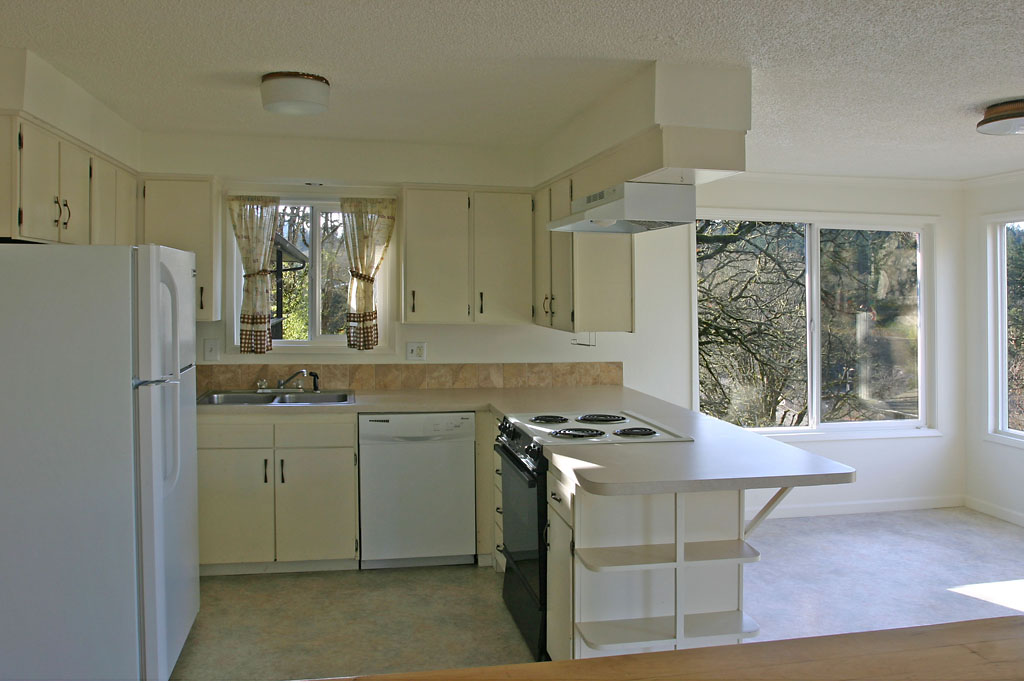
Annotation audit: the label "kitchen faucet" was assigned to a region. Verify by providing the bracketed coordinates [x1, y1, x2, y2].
[278, 369, 320, 392]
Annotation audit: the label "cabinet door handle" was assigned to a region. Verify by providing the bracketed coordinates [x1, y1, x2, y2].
[199, 286, 205, 310]
[496, 544, 504, 552]
[495, 468, 501, 475]
[62, 199, 71, 229]
[549, 295, 556, 315]
[53, 196, 61, 226]
[479, 291, 484, 314]
[495, 506, 503, 514]
[542, 295, 549, 314]
[280, 459, 285, 484]
[264, 458, 268, 483]
[550, 492, 562, 503]
[411, 289, 416, 313]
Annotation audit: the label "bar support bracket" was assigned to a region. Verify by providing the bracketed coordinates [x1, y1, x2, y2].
[743, 486, 793, 538]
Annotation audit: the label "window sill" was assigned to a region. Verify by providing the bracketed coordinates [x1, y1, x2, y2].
[227, 340, 398, 357]
[983, 431, 1024, 450]
[760, 427, 942, 443]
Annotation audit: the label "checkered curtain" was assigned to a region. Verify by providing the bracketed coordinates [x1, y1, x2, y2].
[228, 196, 279, 353]
[341, 198, 396, 349]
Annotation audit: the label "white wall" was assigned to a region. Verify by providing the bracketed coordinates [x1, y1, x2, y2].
[143, 132, 536, 188]
[0, 49, 142, 168]
[697, 173, 968, 518]
[962, 172, 1024, 526]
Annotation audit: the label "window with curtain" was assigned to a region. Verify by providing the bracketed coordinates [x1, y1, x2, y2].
[697, 218, 924, 430]
[232, 199, 394, 348]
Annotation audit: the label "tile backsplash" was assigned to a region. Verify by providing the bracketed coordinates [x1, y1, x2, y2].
[196, 362, 623, 396]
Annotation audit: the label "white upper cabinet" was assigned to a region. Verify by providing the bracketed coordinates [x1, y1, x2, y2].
[18, 120, 91, 244]
[404, 188, 472, 323]
[142, 177, 222, 321]
[533, 188, 552, 326]
[91, 157, 137, 246]
[473, 191, 532, 325]
[403, 188, 532, 325]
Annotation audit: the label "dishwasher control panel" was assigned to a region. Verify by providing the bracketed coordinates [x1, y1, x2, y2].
[358, 412, 475, 442]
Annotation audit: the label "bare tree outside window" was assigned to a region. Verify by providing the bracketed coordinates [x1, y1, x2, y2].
[697, 220, 808, 427]
[820, 229, 919, 422]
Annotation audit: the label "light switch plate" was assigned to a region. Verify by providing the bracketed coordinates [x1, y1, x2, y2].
[203, 338, 220, 362]
[406, 341, 427, 361]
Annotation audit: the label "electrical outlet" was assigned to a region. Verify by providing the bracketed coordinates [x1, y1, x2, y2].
[406, 341, 427, 361]
[203, 338, 220, 362]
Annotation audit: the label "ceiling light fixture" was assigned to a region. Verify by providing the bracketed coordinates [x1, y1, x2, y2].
[977, 99, 1024, 135]
[260, 72, 330, 115]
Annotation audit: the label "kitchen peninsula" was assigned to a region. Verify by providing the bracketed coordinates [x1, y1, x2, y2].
[197, 382, 854, 661]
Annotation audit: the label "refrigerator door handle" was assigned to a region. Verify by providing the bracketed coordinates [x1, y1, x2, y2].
[134, 377, 180, 388]
[165, 380, 181, 490]
[160, 261, 182, 382]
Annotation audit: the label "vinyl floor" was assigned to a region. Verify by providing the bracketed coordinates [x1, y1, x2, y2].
[171, 507, 1024, 680]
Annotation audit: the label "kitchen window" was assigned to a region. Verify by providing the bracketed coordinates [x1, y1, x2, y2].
[229, 199, 394, 350]
[697, 217, 925, 432]
[989, 219, 1024, 440]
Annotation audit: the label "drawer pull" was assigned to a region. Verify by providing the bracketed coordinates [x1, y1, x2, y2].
[495, 468, 501, 475]
[280, 459, 285, 484]
[496, 544, 504, 552]
[495, 506, 503, 514]
[550, 492, 563, 503]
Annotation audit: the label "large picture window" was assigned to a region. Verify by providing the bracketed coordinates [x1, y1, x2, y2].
[992, 220, 1024, 435]
[697, 219, 923, 430]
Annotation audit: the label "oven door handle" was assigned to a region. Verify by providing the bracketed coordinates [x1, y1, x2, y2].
[493, 442, 537, 487]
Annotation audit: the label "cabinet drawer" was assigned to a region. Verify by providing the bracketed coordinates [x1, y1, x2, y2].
[547, 472, 573, 527]
[494, 522, 505, 572]
[198, 423, 274, 449]
[275, 422, 355, 448]
[493, 451, 503, 490]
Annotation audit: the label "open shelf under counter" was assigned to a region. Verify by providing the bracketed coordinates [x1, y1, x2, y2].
[683, 610, 760, 639]
[574, 539, 759, 572]
[575, 616, 676, 651]
[683, 539, 759, 565]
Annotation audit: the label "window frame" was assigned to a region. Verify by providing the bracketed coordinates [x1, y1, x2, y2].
[986, 213, 1024, 445]
[697, 208, 936, 437]
[223, 188, 399, 356]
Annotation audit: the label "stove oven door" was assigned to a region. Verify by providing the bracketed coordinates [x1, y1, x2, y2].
[494, 441, 547, 660]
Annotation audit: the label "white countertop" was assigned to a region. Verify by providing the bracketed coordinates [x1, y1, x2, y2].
[199, 385, 855, 496]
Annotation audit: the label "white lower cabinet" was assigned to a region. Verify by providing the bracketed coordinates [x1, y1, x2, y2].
[546, 504, 574, 661]
[197, 448, 275, 564]
[197, 414, 357, 567]
[274, 448, 357, 562]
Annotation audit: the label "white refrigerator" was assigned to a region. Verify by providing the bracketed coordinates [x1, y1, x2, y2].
[0, 244, 200, 680]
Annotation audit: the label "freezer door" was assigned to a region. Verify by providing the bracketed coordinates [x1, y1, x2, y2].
[135, 245, 199, 680]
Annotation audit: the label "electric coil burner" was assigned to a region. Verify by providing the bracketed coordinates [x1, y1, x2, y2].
[530, 415, 569, 424]
[577, 413, 627, 423]
[550, 428, 606, 439]
[614, 427, 658, 437]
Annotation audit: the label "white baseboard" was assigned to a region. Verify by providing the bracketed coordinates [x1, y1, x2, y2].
[200, 558, 359, 576]
[965, 496, 1024, 527]
[745, 494, 965, 520]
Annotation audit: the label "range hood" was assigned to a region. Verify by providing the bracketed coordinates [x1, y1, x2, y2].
[547, 182, 696, 234]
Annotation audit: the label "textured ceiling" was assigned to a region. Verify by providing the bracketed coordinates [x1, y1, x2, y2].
[1, 0, 1023, 180]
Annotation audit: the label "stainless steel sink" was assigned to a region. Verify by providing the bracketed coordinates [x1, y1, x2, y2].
[198, 392, 276, 405]
[275, 392, 352, 404]
[197, 390, 354, 406]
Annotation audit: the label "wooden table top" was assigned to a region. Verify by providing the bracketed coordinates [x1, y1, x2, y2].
[352, 616, 1024, 680]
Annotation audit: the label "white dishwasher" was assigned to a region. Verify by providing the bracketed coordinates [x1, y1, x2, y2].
[358, 413, 476, 568]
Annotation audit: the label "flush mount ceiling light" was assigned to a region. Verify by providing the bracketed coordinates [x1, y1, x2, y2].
[260, 72, 330, 115]
[977, 99, 1024, 135]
